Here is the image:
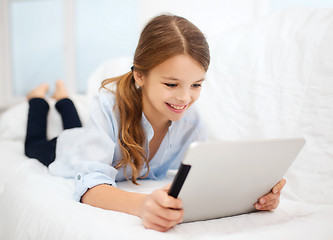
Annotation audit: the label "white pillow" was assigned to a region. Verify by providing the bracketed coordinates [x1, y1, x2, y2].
[0, 101, 30, 141]
[0, 95, 89, 142]
[86, 56, 133, 100]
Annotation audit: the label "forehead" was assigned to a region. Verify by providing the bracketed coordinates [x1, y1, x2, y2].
[149, 54, 206, 81]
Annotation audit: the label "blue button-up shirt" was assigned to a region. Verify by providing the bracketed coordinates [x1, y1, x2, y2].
[49, 92, 206, 201]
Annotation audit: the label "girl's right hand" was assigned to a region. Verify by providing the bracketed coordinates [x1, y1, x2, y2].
[140, 184, 184, 232]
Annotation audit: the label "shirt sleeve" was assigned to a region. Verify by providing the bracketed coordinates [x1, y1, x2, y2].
[57, 93, 120, 202]
[74, 93, 122, 201]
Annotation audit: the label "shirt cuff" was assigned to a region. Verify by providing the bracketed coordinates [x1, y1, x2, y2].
[74, 169, 118, 202]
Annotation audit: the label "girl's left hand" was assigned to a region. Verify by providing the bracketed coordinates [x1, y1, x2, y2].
[254, 178, 286, 211]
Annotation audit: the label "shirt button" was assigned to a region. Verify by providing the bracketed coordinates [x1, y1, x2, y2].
[77, 175, 81, 180]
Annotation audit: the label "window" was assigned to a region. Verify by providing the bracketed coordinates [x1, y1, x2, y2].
[0, 0, 137, 106]
[75, 0, 138, 93]
[10, 0, 65, 96]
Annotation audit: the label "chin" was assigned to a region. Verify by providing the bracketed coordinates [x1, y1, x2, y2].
[168, 113, 186, 122]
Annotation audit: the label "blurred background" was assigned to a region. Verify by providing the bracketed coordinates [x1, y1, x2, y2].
[1, 0, 333, 109]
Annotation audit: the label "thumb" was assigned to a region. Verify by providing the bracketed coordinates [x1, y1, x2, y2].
[162, 183, 172, 192]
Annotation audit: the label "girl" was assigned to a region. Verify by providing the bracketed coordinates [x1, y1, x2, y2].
[25, 14, 286, 232]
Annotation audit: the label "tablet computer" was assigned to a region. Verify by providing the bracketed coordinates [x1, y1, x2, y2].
[168, 137, 305, 223]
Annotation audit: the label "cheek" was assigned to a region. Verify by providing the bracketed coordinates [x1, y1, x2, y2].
[148, 87, 169, 103]
[192, 90, 201, 102]
[156, 89, 173, 101]
[187, 90, 201, 108]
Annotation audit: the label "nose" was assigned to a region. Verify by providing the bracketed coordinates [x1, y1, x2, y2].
[175, 88, 191, 104]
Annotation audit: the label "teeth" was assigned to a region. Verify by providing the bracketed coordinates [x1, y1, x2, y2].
[169, 104, 186, 110]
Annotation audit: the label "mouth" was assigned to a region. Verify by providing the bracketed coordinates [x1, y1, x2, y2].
[166, 103, 188, 113]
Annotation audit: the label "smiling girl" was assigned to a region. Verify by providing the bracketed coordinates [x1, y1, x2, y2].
[25, 14, 286, 232]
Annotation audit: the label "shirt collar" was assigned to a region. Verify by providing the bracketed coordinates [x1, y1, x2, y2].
[141, 112, 174, 142]
[141, 112, 154, 142]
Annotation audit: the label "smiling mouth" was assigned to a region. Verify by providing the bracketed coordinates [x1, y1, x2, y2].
[166, 103, 187, 111]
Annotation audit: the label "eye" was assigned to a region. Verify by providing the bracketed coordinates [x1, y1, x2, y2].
[165, 83, 178, 88]
[192, 84, 202, 88]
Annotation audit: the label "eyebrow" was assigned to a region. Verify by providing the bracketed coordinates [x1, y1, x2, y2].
[162, 76, 205, 83]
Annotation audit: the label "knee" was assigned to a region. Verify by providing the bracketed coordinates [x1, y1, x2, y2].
[24, 139, 56, 167]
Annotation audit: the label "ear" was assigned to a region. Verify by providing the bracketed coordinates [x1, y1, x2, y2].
[133, 70, 145, 88]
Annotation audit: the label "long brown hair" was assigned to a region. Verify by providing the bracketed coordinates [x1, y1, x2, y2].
[101, 14, 210, 184]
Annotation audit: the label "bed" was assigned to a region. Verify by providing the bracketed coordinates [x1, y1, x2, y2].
[1, 8, 333, 239]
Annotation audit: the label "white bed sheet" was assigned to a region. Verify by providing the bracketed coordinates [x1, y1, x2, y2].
[1, 140, 333, 240]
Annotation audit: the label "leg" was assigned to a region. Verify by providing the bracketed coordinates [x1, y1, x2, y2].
[55, 98, 82, 129]
[53, 80, 82, 129]
[25, 85, 57, 166]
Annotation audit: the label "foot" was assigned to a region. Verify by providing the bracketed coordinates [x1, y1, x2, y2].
[52, 80, 69, 101]
[26, 84, 49, 100]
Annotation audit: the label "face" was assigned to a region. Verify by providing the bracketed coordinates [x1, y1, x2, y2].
[134, 54, 206, 126]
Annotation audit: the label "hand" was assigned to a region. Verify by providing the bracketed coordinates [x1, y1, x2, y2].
[140, 184, 184, 232]
[255, 178, 286, 211]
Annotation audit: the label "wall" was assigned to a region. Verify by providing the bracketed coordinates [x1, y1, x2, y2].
[271, 0, 333, 11]
[138, 0, 270, 40]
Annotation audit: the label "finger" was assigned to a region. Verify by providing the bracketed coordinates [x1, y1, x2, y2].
[154, 204, 184, 221]
[145, 212, 181, 230]
[143, 195, 181, 219]
[258, 191, 280, 205]
[147, 194, 183, 221]
[272, 178, 286, 194]
[153, 189, 183, 209]
[143, 221, 171, 232]
[256, 198, 280, 211]
[162, 183, 172, 191]
[256, 194, 281, 210]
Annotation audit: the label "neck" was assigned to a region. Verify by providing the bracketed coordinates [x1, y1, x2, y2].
[141, 99, 171, 133]
[146, 113, 171, 134]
